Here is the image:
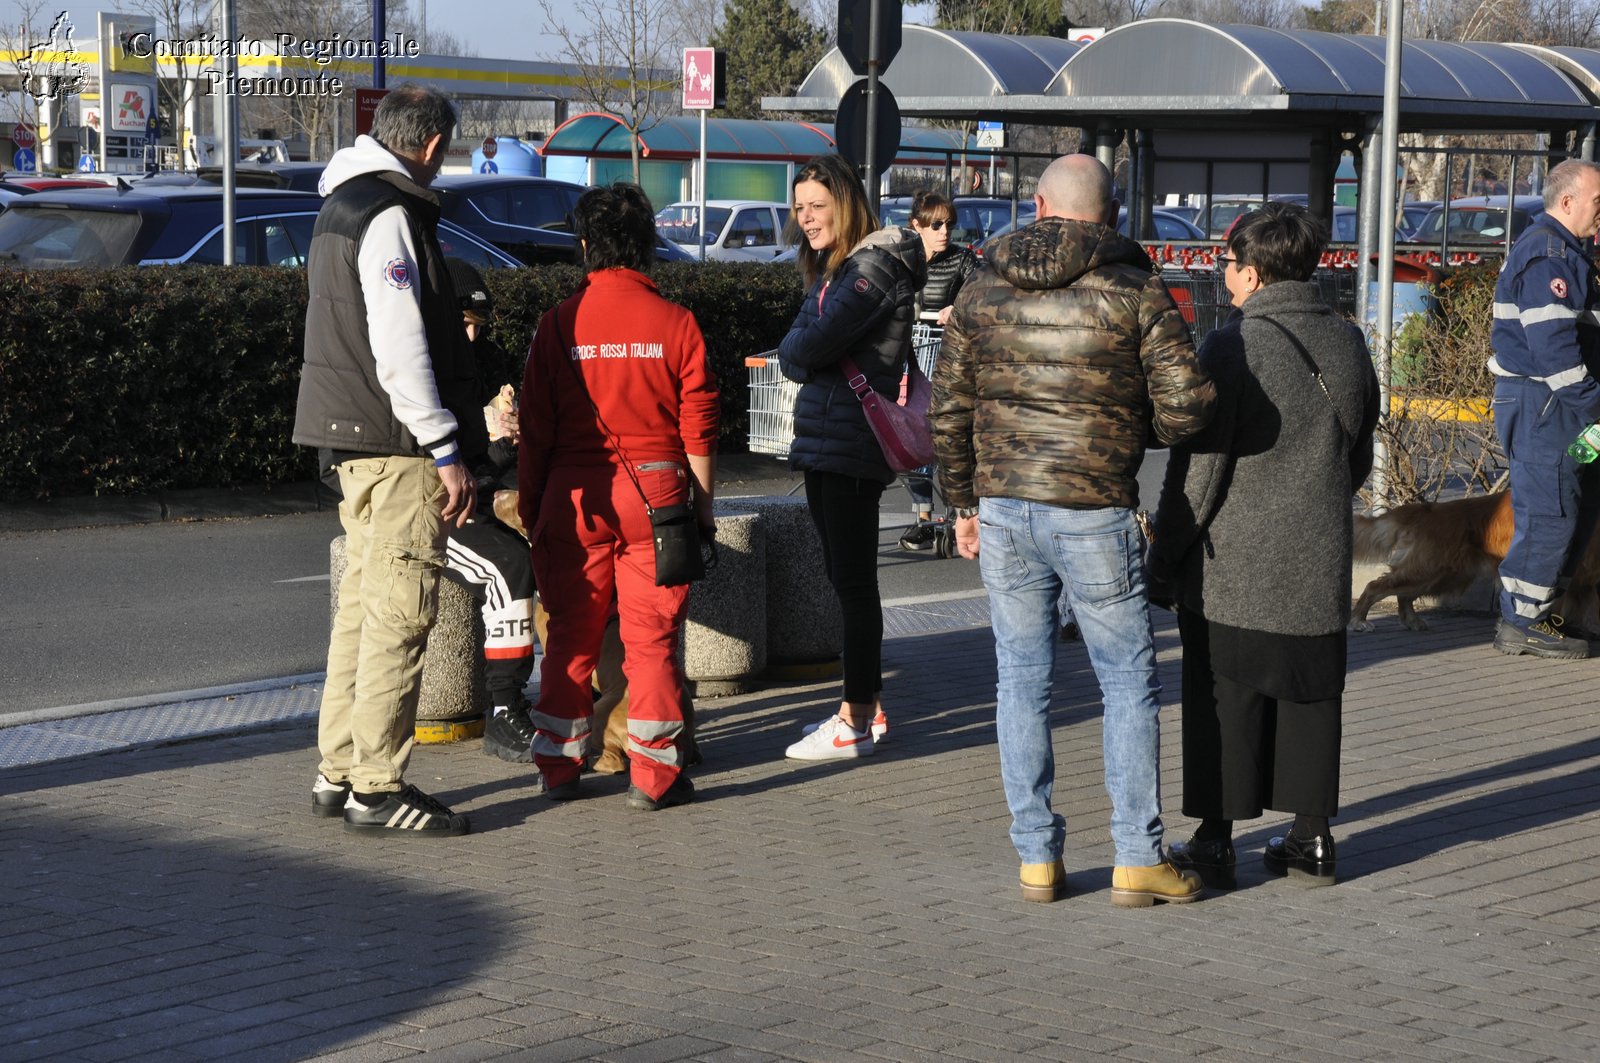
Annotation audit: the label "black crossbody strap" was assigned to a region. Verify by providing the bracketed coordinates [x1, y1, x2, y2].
[549, 306, 655, 513]
[1255, 314, 1354, 444]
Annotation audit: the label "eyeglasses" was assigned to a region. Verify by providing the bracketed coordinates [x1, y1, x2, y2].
[926, 219, 950, 231]
[1216, 254, 1238, 270]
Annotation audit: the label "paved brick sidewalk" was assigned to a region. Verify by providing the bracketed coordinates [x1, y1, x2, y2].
[3, 609, 1599, 1062]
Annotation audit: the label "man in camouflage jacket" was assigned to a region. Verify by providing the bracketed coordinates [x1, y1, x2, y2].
[930, 153, 1215, 907]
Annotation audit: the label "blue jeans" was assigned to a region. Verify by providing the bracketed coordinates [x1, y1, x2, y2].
[978, 497, 1165, 868]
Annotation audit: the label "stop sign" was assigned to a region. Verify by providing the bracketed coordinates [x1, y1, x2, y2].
[481, 136, 497, 159]
[12, 122, 35, 149]
[837, 0, 901, 77]
[834, 81, 900, 173]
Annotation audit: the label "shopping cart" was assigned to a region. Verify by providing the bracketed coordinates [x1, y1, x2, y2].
[743, 353, 800, 457]
[745, 321, 944, 460]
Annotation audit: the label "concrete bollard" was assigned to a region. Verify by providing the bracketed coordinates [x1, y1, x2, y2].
[684, 509, 767, 695]
[328, 535, 488, 743]
[719, 495, 842, 668]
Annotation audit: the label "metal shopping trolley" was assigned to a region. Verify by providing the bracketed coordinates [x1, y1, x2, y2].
[744, 321, 943, 459]
[903, 320, 961, 558]
[745, 322, 957, 554]
[743, 353, 800, 457]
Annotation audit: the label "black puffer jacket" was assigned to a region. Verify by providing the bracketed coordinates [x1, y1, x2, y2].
[917, 245, 978, 317]
[778, 228, 926, 483]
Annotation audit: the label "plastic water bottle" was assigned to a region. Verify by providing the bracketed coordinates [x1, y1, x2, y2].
[1570, 423, 1600, 463]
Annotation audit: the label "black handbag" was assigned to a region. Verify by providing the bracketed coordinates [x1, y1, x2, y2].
[552, 312, 714, 587]
[647, 501, 706, 587]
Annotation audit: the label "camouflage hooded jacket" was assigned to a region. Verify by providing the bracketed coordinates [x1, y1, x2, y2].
[930, 216, 1215, 510]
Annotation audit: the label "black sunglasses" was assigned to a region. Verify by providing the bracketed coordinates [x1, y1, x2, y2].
[925, 219, 951, 231]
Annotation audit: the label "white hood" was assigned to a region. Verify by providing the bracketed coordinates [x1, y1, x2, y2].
[317, 135, 410, 197]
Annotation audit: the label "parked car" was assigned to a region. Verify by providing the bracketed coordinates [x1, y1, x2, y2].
[1398, 200, 1440, 241]
[0, 184, 520, 270]
[1159, 203, 1203, 227]
[976, 206, 1203, 258]
[1412, 196, 1546, 246]
[1118, 207, 1207, 241]
[431, 173, 694, 266]
[655, 200, 790, 261]
[1214, 196, 1358, 243]
[879, 195, 1035, 247]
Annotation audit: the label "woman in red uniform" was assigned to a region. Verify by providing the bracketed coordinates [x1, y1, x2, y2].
[518, 183, 719, 811]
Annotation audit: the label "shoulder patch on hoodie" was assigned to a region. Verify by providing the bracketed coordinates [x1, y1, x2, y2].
[854, 276, 871, 293]
[382, 257, 412, 290]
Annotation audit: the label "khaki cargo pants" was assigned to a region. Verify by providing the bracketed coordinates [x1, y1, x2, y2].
[318, 454, 447, 794]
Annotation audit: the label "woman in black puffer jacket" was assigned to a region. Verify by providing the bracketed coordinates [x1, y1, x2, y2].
[910, 190, 979, 326]
[777, 153, 926, 763]
[899, 190, 979, 551]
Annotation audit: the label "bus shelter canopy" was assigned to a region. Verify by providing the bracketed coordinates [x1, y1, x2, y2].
[539, 112, 983, 166]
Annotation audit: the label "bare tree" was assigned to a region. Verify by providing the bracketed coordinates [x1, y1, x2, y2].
[235, 0, 372, 159]
[536, 0, 675, 182]
[132, 0, 213, 169]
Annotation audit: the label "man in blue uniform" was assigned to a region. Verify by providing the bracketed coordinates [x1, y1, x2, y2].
[1490, 159, 1600, 659]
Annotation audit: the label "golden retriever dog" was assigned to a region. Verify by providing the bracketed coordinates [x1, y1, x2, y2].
[493, 490, 698, 772]
[1350, 490, 1600, 633]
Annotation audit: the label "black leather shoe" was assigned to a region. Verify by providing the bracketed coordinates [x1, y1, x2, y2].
[1263, 832, 1337, 887]
[627, 775, 695, 811]
[1168, 836, 1237, 890]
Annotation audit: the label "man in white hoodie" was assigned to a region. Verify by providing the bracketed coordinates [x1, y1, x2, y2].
[293, 84, 487, 837]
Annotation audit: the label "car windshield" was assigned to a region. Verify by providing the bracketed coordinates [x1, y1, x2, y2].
[1416, 207, 1534, 243]
[1207, 201, 1263, 237]
[655, 205, 730, 244]
[0, 207, 142, 266]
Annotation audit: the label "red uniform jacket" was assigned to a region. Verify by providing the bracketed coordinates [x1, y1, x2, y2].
[517, 269, 720, 516]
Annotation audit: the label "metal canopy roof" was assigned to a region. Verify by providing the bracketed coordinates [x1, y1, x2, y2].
[766, 18, 1600, 133]
[539, 112, 980, 164]
[794, 26, 1080, 102]
[1037, 21, 1593, 127]
[1510, 44, 1600, 102]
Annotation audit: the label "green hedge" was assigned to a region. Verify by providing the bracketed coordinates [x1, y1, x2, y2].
[0, 262, 805, 502]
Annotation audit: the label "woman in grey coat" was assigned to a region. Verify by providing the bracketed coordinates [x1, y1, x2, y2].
[1148, 202, 1379, 889]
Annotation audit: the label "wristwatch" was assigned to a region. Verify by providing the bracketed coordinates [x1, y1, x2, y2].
[953, 506, 980, 519]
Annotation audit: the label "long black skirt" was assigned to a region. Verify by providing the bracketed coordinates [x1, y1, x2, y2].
[1177, 607, 1344, 820]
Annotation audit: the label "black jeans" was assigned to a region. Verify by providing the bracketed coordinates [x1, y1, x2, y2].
[804, 469, 886, 705]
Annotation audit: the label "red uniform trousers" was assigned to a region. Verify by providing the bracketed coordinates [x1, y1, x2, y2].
[528, 461, 691, 800]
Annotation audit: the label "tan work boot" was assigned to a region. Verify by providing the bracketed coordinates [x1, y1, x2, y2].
[1110, 859, 1203, 907]
[1020, 859, 1066, 903]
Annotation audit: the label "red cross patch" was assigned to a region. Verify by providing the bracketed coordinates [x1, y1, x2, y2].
[1551, 277, 1568, 299]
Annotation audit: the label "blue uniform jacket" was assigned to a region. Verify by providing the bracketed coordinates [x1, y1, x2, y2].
[1490, 212, 1600, 424]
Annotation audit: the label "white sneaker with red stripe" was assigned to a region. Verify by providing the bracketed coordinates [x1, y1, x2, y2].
[786, 714, 876, 761]
[801, 709, 889, 743]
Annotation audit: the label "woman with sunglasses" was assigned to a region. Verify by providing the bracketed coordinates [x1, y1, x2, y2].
[1149, 202, 1379, 889]
[899, 190, 980, 552]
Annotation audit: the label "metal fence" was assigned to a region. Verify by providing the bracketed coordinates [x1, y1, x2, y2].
[1163, 264, 1361, 347]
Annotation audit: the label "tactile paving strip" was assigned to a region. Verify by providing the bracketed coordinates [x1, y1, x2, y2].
[882, 594, 992, 636]
[0, 683, 325, 770]
[1, 596, 996, 771]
